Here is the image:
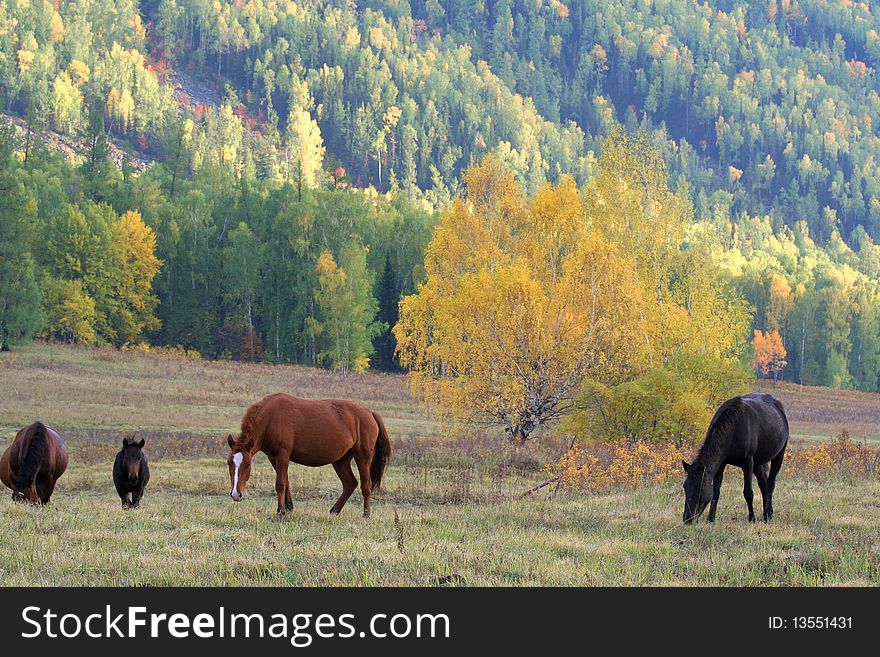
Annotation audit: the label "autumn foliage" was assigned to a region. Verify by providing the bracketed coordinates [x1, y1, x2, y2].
[787, 430, 880, 480]
[396, 133, 751, 443]
[753, 329, 787, 382]
[395, 154, 647, 443]
[547, 441, 690, 492]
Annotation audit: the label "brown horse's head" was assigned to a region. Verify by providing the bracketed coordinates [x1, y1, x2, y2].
[227, 434, 253, 501]
[11, 485, 39, 504]
[120, 436, 145, 483]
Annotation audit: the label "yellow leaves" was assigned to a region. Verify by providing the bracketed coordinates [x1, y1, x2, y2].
[51, 70, 82, 132]
[113, 211, 161, 322]
[752, 329, 787, 378]
[399, 137, 748, 441]
[316, 250, 346, 289]
[549, 0, 570, 19]
[369, 26, 388, 51]
[787, 430, 880, 480]
[767, 274, 793, 331]
[547, 441, 689, 493]
[68, 59, 90, 85]
[107, 87, 136, 132]
[396, 156, 647, 441]
[17, 47, 34, 75]
[383, 105, 402, 130]
[49, 11, 64, 43]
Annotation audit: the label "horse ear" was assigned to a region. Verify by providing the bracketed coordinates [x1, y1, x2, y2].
[682, 460, 691, 472]
[244, 436, 255, 451]
[122, 437, 129, 448]
[137, 438, 145, 449]
[226, 434, 236, 449]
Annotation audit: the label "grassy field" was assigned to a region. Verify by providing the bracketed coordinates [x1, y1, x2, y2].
[1, 343, 879, 586]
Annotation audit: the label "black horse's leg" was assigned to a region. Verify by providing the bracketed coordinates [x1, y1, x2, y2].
[115, 477, 128, 508]
[742, 458, 755, 522]
[765, 448, 786, 521]
[330, 454, 357, 515]
[754, 462, 770, 522]
[707, 465, 725, 522]
[131, 482, 145, 508]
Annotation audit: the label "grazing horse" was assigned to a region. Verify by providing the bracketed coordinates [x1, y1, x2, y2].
[0, 421, 68, 504]
[113, 436, 150, 508]
[682, 392, 788, 524]
[226, 393, 392, 517]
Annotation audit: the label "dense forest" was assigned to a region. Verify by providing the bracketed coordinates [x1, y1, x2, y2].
[3, 1, 880, 393]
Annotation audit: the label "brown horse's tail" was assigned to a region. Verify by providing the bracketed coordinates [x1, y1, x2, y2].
[370, 412, 392, 492]
[14, 422, 47, 489]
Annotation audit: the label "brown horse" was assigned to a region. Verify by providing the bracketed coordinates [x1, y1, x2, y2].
[0, 422, 69, 504]
[226, 393, 392, 517]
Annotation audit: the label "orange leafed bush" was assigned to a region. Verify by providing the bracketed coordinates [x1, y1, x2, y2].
[550, 429, 880, 494]
[547, 441, 689, 492]
[787, 430, 880, 480]
[123, 342, 201, 362]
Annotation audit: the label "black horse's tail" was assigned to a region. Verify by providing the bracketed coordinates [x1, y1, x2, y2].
[14, 422, 47, 488]
[370, 412, 392, 492]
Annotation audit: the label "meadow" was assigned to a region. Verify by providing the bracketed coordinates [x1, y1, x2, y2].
[0, 343, 878, 586]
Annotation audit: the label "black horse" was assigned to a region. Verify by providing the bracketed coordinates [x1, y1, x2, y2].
[682, 392, 788, 524]
[113, 436, 150, 508]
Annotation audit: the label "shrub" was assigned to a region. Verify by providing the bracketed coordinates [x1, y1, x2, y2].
[787, 430, 880, 480]
[547, 440, 689, 492]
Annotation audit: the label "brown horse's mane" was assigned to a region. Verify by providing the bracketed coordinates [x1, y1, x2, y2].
[694, 397, 744, 467]
[235, 394, 276, 449]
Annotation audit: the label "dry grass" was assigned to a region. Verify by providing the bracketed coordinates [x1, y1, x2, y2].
[0, 342, 433, 439]
[755, 380, 880, 445]
[0, 344, 878, 586]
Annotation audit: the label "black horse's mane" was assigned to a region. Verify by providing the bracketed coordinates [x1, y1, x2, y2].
[14, 422, 47, 488]
[693, 397, 744, 468]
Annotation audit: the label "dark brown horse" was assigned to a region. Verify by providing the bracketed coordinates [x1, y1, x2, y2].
[682, 392, 788, 524]
[226, 393, 392, 516]
[0, 422, 68, 504]
[113, 436, 150, 508]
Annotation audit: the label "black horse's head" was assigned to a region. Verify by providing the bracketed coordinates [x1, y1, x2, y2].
[681, 460, 713, 524]
[120, 436, 145, 484]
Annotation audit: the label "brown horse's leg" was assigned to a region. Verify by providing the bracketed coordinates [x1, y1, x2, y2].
[38, 476, 56, 505]
[354, 455, 373, 518]
[330, 454, 357, 515]
[274, 454, 291, 515]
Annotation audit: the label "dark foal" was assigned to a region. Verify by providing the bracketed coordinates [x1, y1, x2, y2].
[113, 437, 150, 508]
[682, 392, 789, 524]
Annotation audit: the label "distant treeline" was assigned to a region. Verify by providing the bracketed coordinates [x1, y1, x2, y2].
[0, 124, 434, 371]
[5, 1, 880, 389]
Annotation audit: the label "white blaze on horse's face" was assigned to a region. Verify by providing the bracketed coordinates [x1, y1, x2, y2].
[230, 452, 244, 501]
